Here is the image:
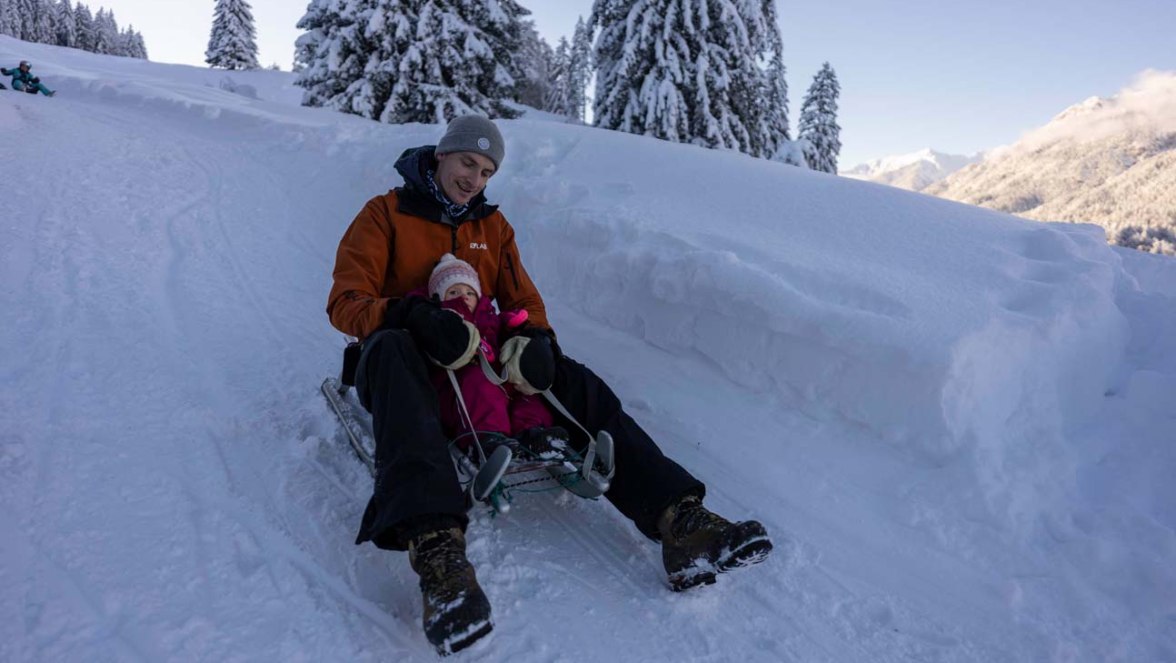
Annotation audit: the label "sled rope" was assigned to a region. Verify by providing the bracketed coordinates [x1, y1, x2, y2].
[447, 368, 488, 465]
[478, 353, 596, 447]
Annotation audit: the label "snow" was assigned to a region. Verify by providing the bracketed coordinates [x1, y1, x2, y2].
[3, 36, 1176, 662]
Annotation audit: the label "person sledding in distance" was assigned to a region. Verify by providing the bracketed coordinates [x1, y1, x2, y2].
[1, 61, 56, 96]
[326, 115, 774, 655]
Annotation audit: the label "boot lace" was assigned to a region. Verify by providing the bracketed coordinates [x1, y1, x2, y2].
[414, 530, 470, 587]
[670, 497, 730, 541]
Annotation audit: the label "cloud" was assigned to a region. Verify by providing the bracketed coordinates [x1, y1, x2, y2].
[1017, 69, 1176, 150]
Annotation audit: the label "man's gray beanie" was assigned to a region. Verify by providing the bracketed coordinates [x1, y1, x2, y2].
[435, 115, 505, 169]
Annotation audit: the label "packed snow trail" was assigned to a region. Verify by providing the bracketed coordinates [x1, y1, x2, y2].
[2, 39, 1174, 662]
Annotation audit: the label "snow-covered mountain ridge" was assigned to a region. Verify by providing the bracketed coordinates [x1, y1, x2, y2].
[927, 70, 1176, 254]
[842, 148, 978, 191]
[2, 37, 1175, 662]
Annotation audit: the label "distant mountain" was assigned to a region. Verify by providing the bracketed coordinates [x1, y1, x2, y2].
[842, 148, 978, 191]
[926, 70, 1176, 255]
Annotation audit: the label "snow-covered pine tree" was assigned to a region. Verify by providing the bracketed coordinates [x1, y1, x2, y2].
[296, 0, 525, 123]
[511, 20, 554, 111]
[73, 2, 93, 51]
[130, 28, 148, 59]
[55, 0, 77, 47]
[91, 8, 116, 54]
[345, 0, 413, 120]
[543, 36, 572, 116]
[292, 0, 331, 86]
[8, 0, 27, 39]
[588, 0, 627, 127]
[294, 0, 369, 112]
[381, 0, 519, 123]
[0, 0, 16, 39]
[752, 0, 790, 158]
[206, 0, 260, 70]
[118, 25, 146, 58]
[32, 0, 57, 43]
[695, 0, 773, 153]
[14, 0, 43, 42]
[568, 15, 593, 122]
[591, 0, 780, 154]
[591, 0, 689, 142]
[797, 62, 842, 173]
[480, 0, 527, 103]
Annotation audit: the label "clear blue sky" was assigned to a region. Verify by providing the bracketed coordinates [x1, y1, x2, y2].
[96, 0, 1174, 167]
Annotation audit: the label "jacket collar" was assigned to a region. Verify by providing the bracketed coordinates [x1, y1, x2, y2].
[393, 145, 498, 225]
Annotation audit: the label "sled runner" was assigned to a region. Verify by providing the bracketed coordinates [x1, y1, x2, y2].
[321, 341, 615, 514]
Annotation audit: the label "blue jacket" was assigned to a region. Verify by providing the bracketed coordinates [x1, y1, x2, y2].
[2, 66, 35, 85]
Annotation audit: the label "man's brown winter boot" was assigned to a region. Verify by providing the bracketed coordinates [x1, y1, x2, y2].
[408, 526, 493, 655]
[658, 495, 773, 591]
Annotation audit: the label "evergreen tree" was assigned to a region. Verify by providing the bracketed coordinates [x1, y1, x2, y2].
[73, 2, 94, 51]
[29, 0, 55, 43]
[15, 0, 37, 40]
[130, 27, 148, 58]
[294, 0, 362, 110]
[327, 0, 383, 117]
[0, 1, 16, 38]
[797, 62, 842, 174]
[381, 0, 519, 123]
[295, 0, 526, 123]
[591, 0, 781, 155]
[118, 25, 146, 58]
[352, 0, 415, 119]
[591, 0, 687, 142]
[567, 15, 593, 122]
[388, 0, 498, 122]
[480, 0, 527, 103]
[206, 0, 260, 70]
[55, 0, 76, 47]
[511, 20, 553, 110]
[0, 1, 11, 38]
[91, 7, 116, 54]
[543, 36, 572, 116]
[752, 0, 790, 157]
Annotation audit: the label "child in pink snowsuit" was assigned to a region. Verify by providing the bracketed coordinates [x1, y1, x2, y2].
[425, 254, 555, 447]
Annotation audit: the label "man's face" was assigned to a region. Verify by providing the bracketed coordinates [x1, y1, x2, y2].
[435, 152, 496, 206]
[19, 62, 29, 72]
[443, 283, 478, 312]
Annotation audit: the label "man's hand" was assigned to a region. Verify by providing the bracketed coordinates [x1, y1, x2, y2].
[499, 328, 557, 395]
[402, 298, 480, 369]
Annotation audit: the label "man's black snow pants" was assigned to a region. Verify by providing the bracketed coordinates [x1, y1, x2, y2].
[353, 329, 705, 551]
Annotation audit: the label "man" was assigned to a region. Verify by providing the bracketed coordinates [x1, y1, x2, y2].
[1, 61, 55, 97]
[327, 115, 772, 655]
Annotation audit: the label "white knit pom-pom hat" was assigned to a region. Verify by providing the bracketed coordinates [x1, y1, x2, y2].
[428, 253, 482, 300]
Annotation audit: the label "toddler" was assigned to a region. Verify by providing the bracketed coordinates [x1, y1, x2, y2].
[425, 254, 570, 459]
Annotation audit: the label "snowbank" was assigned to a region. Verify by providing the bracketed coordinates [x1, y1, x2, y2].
[493, 125, 1130, 531]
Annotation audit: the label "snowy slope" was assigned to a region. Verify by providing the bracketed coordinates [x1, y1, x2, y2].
[841, 148, 977, 191]
[3, 38, 1176, 662]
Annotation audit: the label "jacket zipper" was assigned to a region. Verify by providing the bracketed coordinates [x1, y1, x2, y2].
[440, 212, 460, 254]
[505, 253, 520, 290]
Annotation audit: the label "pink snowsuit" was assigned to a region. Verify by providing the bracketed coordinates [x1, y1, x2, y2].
[428, 294, 553, 444]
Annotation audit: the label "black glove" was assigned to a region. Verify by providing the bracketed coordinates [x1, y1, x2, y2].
[397, 296, 477, 368]
[500, 327, 558, 394]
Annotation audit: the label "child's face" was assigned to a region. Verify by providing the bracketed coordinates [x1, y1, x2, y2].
[443, 283, 478, 312]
